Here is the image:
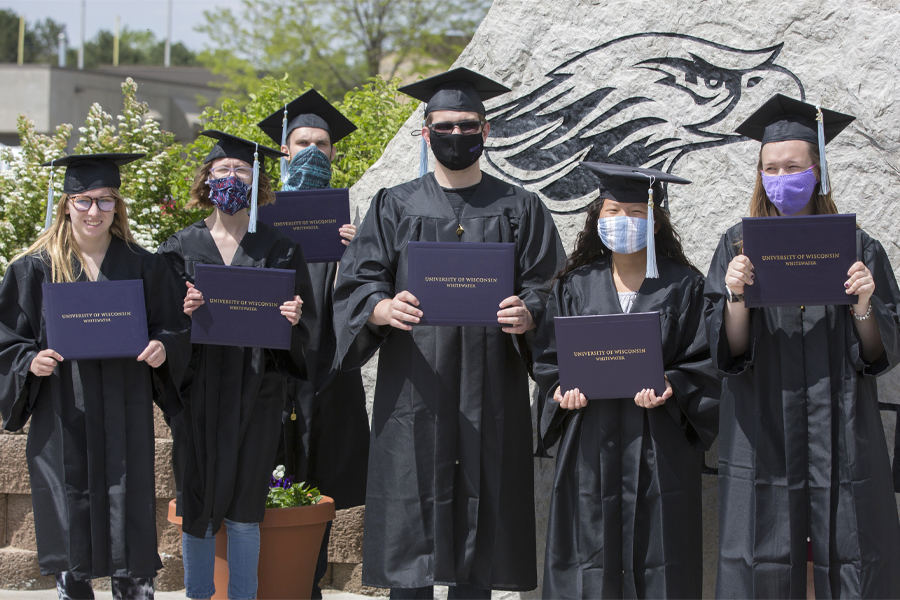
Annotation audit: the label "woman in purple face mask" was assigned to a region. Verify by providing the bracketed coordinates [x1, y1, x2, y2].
[705, 95, 900, 599]
[157, 131, 316, 600]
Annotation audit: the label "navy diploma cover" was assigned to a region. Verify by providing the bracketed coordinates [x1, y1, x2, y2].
[258, 189, 351, 263]
[407, 241, 514, 327]
[190, 264, 296, 350]
[555, 312, 665, 400]
[742, 214, 857, 308]
[42, 279, 149, 360]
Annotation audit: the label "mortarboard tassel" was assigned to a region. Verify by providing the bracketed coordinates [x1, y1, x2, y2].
[279, 104, 289, 185]
[248, 143, 260, 234]
[418, 121, 428, 177]
[816, 105, 830, 196]
[644, 175, 659, 279]
[44, 160, 56, 231]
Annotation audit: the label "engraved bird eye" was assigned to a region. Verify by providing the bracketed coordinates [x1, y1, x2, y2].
[747, 76, 762, 88]
[705, 77, 722, 89]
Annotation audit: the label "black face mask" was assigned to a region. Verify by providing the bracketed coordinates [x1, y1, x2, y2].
[429, 133, 484, 171]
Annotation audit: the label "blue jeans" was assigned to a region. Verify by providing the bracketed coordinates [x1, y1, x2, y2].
[183, 520, 260, 600]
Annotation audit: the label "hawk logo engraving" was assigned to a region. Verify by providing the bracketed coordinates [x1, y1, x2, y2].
[483, 32, 806, 213]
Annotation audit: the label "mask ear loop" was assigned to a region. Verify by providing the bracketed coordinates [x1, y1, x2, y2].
[248, 143, 260, 234]
[44, 159, 57, 231]
[642, 173, 659, 278]
[280, 104, 289, 185]
[816, 105, 830, 196]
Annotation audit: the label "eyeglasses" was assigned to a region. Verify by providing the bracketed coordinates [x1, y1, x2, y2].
[69, 196, 117, 212]
[427, 120, 487, 136]
[210, 165, 254, 181]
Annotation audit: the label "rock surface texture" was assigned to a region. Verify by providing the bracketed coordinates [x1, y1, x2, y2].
[347, 1, 900, 597]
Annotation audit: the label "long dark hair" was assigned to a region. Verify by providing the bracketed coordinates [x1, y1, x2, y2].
[556, 197, 700, 281]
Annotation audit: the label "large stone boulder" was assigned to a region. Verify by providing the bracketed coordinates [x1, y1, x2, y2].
[348, 0, 900, 597]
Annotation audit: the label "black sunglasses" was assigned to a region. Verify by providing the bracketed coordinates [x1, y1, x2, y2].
[427, 120, 487, 136]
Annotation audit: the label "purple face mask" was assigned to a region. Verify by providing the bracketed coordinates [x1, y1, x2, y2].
[761, 166, 819, 216]
[207, 176, 251, 215]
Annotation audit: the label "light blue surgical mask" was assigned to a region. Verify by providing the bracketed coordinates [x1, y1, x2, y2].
[597, 215, 648, 254]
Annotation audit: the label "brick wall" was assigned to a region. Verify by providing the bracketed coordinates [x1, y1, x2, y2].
[0, 405, 374, 595]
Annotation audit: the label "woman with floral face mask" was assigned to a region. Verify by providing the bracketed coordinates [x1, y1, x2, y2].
[706, 95, 900, 599]
[157, 131, 316, 600]
[533, 163, 720, 599]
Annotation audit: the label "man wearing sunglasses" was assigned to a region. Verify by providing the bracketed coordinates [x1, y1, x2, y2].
[333, 68, 565, 599]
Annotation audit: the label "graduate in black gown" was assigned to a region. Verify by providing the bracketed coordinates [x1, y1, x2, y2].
[332, 68, 565, 598]
[706, 95, 900, 598]
[156, 131, 315, 600]
[258, 89, 370, 598]
[0, 154, 189, 600]
[533, 163, 719, 599]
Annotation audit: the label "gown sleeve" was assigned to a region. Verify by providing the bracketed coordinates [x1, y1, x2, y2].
[142, 251, 192, 417]
[278, 241, 315, 381]
[332, 188, 400, 370]
[0, 258, 44, 431]
[533, 277, 574, 453]
[850, 233, 900, 376]
[513, 195, 567, 372]
[704, 228, 757, 376]
[662, 276, 720, 451]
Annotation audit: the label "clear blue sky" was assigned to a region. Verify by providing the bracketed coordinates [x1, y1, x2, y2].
[0, 0, 243, 51]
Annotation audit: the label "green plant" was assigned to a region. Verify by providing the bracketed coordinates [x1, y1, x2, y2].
[266, 465, 323, 508]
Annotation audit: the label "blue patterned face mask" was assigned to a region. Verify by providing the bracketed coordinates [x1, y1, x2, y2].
[597, 215, 648, 254]
[207, 176, 251, 215]
[283, 145, 333, 191]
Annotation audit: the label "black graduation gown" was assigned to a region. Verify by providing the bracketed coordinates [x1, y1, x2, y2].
[0, 237, 189, 579]
[705, 223, 900, 599]
[534, 257, 719, 599]
[332, 172, 565, 591]
[281, 260, 369, 510]
[157, 220, 314, 538]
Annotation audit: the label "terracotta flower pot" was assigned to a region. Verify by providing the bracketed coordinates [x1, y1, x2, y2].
[167, 497, 336, 599]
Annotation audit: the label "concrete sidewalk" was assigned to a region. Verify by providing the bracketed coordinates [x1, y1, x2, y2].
[0, 591, 370, 600]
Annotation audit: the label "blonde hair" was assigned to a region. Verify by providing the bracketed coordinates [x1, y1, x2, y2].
[187, 160, 276, 210]
[13, 188, 137, 283]
[749, 141, 838, 217]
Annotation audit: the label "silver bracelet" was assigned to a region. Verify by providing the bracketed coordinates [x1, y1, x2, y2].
[852, 303, 873, 321]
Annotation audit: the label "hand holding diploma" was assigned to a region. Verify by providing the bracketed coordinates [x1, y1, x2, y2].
[339, 223, 356, 247]
[725, 254, 754, 297]
[370, 291, 421, 331]
[553, 385, 587, 410]
[498, 296, 534, 334]
[846, 261, 874, 309]
[280, 296, 303, 325]
[30, 349, 64, 376]
[137, 340, 167, 368]
[634, 376, 673, 408]
[184, 281, 204, 317]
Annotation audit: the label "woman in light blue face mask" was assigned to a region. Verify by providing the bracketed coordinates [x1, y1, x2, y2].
[706, 95, 900, 599]
[533, 163, 720, 599]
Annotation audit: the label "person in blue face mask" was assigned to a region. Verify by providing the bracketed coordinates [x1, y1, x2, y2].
[706, 95, 900, 599]
[258, 91, 369, 599]
[533, 163, 720, 599]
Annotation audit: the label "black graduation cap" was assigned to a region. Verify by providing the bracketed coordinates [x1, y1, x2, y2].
[40, 153, 144, 231]
[257, 89, 357, 146]
[199, 130, 286, 234]
[580, 162, 692, 279]
[200, 130, 286, 166]
[735, 94, 855, 146]
[399, 67, 510, 116]
[580, 162, 691, 204]
[41, 152, 144, 194]
[736, 95, 854, 195]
